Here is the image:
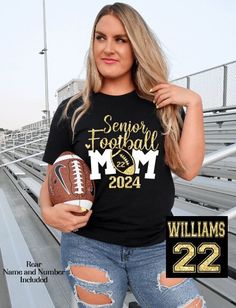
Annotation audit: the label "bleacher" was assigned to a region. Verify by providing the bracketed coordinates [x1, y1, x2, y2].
[1, 63, 236, 307]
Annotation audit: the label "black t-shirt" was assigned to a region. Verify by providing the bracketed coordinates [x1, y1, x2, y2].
[43, 91, 175, 247]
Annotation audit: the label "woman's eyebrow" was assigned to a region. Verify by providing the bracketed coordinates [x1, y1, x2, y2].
[95, 31, 128, 38]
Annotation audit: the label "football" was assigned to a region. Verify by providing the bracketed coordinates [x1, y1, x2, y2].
[111, 148, 135, 175]
[48, 151, 95, 215]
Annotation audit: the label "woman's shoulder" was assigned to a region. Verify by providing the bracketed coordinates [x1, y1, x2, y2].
[57, 95, 83, 117]
[60, 95, 83, 110]
[51, 95, 83, 126]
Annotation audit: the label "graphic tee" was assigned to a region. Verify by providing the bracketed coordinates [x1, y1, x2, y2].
[43, 91, 175, 247]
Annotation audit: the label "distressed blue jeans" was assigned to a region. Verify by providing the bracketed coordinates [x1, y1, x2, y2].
[61, 232, 206, 308]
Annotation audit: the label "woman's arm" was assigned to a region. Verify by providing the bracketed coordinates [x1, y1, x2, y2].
[150, 83, 205, 180]
[40, 165, 92, 232]
[178, 98, 205, 180]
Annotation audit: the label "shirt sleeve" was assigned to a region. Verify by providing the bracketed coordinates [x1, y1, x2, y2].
[43, 98, 73, 165]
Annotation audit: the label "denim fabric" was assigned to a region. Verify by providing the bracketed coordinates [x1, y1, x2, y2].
[61, 232, 206, 308]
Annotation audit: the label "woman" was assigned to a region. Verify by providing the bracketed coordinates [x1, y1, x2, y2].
[40, 3, 205, 307]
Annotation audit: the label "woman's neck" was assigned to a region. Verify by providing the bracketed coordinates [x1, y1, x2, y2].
[100, 78, 135, 95]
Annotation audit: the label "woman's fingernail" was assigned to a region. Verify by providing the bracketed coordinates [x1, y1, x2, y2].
[149, 88, 153, 92]
[156, 104, 159, 109]
[153, 99, 156, 104]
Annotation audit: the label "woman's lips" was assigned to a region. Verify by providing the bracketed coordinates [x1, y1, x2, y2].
[102, 58, 119, 64]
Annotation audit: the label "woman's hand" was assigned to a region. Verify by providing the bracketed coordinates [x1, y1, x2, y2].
[41, 203, 92, 233]
[40, 165, 93, 233]
[150, 83, 202, 109]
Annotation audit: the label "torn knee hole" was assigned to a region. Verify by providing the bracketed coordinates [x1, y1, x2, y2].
[159, 271, 186, 288]
[183, 296, 203, 308]
[70, 265, 110, 283]
[75, 285, 112, 305]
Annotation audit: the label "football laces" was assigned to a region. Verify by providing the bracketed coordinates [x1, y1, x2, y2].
[120, 153, 129, 165]
[72, 160, 84, 194]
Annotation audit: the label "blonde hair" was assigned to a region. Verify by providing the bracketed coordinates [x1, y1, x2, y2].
[65, 2, 185, 173]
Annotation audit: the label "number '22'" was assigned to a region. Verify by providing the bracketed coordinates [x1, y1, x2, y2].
[173, 242, 221, 273]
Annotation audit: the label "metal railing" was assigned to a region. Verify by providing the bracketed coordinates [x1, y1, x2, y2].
[1, 127, 48, 144]
[0, 152, 45, 168]
[173, 143, 236, 220]
[172, 60, 236, 109]
[0, 137, 47, 168]
[0, 137, 47, 155]
[21, 118, 51, 131]
[172, 143, 236, 181]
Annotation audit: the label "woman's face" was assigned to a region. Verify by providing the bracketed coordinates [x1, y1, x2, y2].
[93, 14, 134, 82]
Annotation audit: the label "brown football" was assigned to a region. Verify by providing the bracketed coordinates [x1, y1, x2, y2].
[48, 151, 95, 215]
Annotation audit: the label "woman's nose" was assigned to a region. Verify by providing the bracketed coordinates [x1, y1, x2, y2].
[104, 39, 115, 54]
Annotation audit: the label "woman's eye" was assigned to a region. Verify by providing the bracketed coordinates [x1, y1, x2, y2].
[95, 35, 105, 41]
[116, 38, 126, 43]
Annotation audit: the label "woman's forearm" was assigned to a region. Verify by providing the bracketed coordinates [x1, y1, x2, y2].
[39, 176, 54, 222]
[178, 97, 205, 180]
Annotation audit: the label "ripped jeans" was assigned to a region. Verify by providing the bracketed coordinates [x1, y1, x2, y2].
[61, 232, 206, 308]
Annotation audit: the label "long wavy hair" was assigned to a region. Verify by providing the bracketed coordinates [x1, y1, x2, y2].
[65, 2, 185, 173]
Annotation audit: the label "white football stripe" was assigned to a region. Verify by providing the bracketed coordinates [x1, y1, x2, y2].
[55, 153, 82, 163]
[63, 200, 93, 210]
